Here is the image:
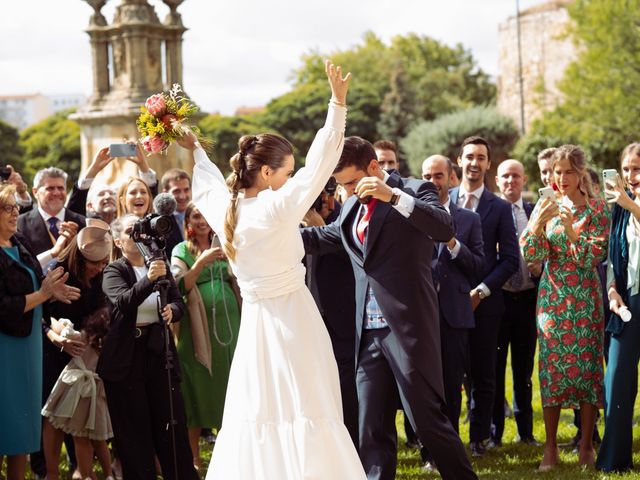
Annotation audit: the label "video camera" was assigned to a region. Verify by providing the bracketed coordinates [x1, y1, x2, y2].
[129, 193, 176, 264]
[312, 177, 338, 213]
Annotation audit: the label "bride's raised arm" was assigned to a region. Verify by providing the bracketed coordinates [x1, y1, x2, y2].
[177, 131, 230, 233]
[267, 61, 351, 222]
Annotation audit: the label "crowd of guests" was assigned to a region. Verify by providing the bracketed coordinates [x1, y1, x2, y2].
[1, 131, 640, 478]
[0, 147, 241, 479]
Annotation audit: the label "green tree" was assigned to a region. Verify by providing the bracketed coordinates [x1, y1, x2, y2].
[270, 32, 494, 153]
[401, 106, 519, 176]
[0, 120, 25, 173]
[19, 109, 80, 185]
[529, 0, 640, 168]
[376, 62, 417, 144]
[511, 133, 568, 189]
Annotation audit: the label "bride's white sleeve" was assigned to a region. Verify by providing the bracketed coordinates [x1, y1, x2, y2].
[266, 103, 346, 223]
[191, 148, 230, 234]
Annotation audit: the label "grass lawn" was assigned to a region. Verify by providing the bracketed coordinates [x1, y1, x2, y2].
[5, 350, 640, 479]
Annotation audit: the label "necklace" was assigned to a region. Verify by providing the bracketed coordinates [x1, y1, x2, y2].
[208, 263, 234, 347]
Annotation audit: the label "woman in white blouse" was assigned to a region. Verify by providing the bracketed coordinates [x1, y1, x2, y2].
[597, 143, 640, 472]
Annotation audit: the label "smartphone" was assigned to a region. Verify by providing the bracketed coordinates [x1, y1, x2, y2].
[602, 169, 619, 185]
[109, 143, 137, 157]
[538, 186, 555, 202]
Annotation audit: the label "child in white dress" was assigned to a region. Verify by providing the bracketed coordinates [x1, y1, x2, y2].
[42, 309, 114, 480]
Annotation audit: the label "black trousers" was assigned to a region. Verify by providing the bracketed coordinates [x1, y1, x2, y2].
[469, 311, 502, 442]
[104, 328, 198, 480]
[330, 335, 359, 449]
[492, 288, 537, 443]
[440, 320, 470, 434]
[357, 328, 477, 480]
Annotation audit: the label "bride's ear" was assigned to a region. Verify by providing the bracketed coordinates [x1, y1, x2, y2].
[260, 165, 272, 181]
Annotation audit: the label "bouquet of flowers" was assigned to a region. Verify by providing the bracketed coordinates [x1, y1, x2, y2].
[136, 84, 205, 154]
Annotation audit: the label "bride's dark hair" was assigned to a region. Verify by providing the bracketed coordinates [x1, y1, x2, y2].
[223, 134, 293, 261]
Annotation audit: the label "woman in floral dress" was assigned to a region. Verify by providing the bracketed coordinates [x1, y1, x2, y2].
[521, 145, 609, 471]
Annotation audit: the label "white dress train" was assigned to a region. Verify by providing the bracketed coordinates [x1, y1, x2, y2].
[192, 104, 366, 479]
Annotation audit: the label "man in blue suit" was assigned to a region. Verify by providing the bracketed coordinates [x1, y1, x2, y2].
[422, 155, 484, 435]
[302, 137, 477, 480]
[450, 136, 520, 456]
[491, 159, 539, 446]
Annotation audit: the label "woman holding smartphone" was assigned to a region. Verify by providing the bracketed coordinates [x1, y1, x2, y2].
[597, 143, 640, 472]
[521, 145, 609, 470]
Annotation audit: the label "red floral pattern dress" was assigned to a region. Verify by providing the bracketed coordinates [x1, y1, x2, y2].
[521, 198, 609, 408]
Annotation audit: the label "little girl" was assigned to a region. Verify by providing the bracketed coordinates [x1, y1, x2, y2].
[42, 309, 114, 480]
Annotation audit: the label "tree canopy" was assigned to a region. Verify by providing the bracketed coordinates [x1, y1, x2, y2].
[525, 0, 640, 168]
[19, 109, 81, 186]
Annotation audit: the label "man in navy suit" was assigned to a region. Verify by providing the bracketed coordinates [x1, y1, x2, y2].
[490, 159, 539, 446]
[302, 137, 477, 480]
[450, 136, 520, 456]
[17, 167, 86, 261]
[422, 155, 484, 435]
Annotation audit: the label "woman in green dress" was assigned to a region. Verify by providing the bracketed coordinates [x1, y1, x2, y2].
[521, 145, 609, 471]
[171, 202, 241, 469]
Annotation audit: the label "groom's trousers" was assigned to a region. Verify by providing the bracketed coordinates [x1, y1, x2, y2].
[357, 328, 477, 480]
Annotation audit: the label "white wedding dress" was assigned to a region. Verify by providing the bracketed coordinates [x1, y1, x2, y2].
[192, 104, 366, 479]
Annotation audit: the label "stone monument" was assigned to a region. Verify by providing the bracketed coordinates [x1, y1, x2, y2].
[72, 0, 196, 185]
[497, 0, 575, 133]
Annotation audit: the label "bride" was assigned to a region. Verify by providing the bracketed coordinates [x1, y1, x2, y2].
[177, 61, 365, 479]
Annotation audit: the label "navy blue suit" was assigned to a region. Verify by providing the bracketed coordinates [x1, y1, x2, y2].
[303, 173, 477, 480]
[433, 202, 484, 435]
[449, 187, 519, 443]
[491, 200, 539, 444]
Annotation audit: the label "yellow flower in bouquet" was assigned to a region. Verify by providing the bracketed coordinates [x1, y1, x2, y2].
[136, 84, 204, 154]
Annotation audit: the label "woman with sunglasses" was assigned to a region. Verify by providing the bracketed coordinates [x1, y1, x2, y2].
[0, 182, 80, 479]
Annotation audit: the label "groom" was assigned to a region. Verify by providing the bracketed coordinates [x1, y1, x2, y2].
[302, 137, 477, 480]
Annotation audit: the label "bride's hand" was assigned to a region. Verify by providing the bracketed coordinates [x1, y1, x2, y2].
[325, 60, 351, 106]
[176, 128, 199, 151]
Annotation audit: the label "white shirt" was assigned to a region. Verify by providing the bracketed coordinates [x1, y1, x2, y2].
[133, 265, 160, 326]
[457, 184, 485, 212]
[442, 197, 460, 259]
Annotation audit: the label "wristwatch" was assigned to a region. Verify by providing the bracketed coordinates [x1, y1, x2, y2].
[476, 288, 487, 299]
[389, 190, 400, 206]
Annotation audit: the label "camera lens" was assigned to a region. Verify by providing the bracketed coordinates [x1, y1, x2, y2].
[151, 215, 173, 236]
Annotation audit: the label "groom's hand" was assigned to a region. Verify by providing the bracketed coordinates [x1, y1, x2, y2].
[354, 176, 393, 203]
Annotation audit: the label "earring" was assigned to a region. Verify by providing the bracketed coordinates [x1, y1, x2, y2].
[187, 226, 195, 238]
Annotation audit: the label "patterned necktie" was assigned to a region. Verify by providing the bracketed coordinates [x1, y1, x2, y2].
[508, 203, 524, 290]
[47, 217, 60, 239]
[463, 193, 475, 210]
[357, 199, 378, 244]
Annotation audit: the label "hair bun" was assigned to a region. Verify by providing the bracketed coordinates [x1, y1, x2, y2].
[238, 135, 259, 155]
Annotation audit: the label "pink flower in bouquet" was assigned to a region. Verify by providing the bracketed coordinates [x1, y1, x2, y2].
[142, 135, 168, 154]
[145, 94, 166, 116]
[161, 114, 178, 129]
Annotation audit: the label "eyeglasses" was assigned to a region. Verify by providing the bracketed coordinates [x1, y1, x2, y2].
[1, 204, 19, 215]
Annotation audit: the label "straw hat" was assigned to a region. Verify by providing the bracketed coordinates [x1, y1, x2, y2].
[77, 218, 112, 262]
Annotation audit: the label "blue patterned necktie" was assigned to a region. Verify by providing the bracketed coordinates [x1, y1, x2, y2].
[508, 203, 524, 290]
[47, 217, 60, 239]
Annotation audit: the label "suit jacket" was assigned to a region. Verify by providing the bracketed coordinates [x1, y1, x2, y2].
[434, 202, 484, 329]
[165, 214, 184, 259]
[97, 256, 185, 383]
[17, 207, 86, 256]
[449, 187, 519, 317]
[307, 203, 356, 348]
[0, 236, 46, 337]
[302, 172, 454, 385]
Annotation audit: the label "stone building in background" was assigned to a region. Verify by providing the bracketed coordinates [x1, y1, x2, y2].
[0, 93, 86, 130]
[72, 0, 197, 185]
[497, 0, 575, 133]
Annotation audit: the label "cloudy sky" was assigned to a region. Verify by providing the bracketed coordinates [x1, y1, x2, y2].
[1, 0, 541, 115]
